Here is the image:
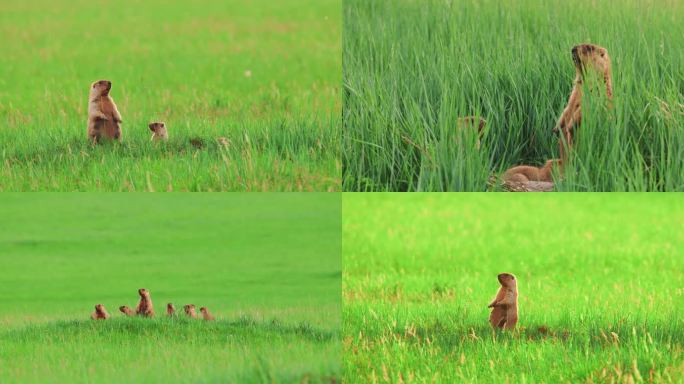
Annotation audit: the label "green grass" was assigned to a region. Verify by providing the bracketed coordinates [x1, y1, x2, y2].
[343, 194, 684, 382]
[0, 0, 341, 191]
[0, 193, 341, 383]
[343, 0, 684, 191]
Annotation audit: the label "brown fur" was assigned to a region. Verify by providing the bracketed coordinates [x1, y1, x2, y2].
[503, 159, 562, 183]
[91, 304, 110, 320]
[87, 80, 122, 143]
[488, 273, 518, 329]
[135, 288, 154, 317]
[184, 304, 197, 318]
[200, 307, 215, 321]
[555, 44, 612, 161]
[456, 116, 486, 149]
[167, 303, 176, 317]
[149, 122, 168, 142]
[119, 305, 134, 316]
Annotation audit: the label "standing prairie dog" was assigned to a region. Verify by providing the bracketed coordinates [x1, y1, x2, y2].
[87, 80, 122, 143]
[91, 304, 110, 320]
[135, 288, 154, 317]
[503, 159, 562, 184]
[184, 304, 197, 318]
[488, 273, 518, 329]
[119, 305, 135, 316]
[167, 303, 176, 316]
[555, 44, 612, 161]
[149, 122, 168, 141]
[200, 307, 215, 321]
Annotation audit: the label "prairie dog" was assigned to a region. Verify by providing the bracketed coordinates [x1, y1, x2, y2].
[149, 122, 168, 141]
[184, 304, 197, 318]
[200, 307, 215, 321]
[503, 159, 562, 183]
[167, 303, 176, 317]
[135, 288, 154, 317]
[119, 305, 135, 316]
[91, 304, 110, 320]
[456, 116, 486, 149]
[87, 80, 122, 143]
[488, 273, 518, 329]
[555, 44, 612, 161]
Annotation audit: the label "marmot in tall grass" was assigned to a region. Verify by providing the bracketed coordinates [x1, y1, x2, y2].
[200, 307, 215, 321]
[503, 159, 562, 183]
[167, 303, 176, 317]
[135, 288, 154, 317]
[555, 44, 613, 161]
[488, 273, 518, 329]
[184, 304, 197, 318]
[91, 304, 110, 320]
[149, 122, 168, 142]
[119, 305, 134, 316]
[87, 80, 123, 144]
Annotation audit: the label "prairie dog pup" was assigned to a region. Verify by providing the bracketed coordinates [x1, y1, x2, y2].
[488, 273, 518, 329]
[503, 159, 562, 184]
[167, 303, 176, 317]
[184, 304, 197, 318]
[200, 307, 215, 321]
[149, 122, 168, 141]
[135, 288, 154, 317]
[456, 116, 486, 149]
[91, 304, 110, 320]
[87, 80, 122, 143]
[119, 305, 135, 316]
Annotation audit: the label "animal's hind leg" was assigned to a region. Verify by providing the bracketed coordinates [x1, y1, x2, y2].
[489, 307, 506, 329]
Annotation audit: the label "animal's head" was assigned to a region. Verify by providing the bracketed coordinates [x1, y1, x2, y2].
[456, 116, 486, 149]
[571, 44, 612, 100]
[90, 80, 112, 98]
[148, 122, 168, 141]
[497, 273, 517, 289]
[200, 307, 208, 313]
[119, 306, 129, 313]
[167, 303, 175, 310]
[95, 304, 105, 312]
[184, 304, 195, 313]
[138, 288, 149, 298]
[544, 158, 563, 174]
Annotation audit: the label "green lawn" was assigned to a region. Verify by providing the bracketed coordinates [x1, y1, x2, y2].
[343, 0, 684, 191]
[343, 194, 684, 382]
[0, 0, 340, 191]
[0, 193, 341, 383]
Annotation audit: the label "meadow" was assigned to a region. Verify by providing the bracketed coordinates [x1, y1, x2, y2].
[0, 0, 340, 191]
[343, 0, 684, 191]
[343, 194, 684, 382]
[0, 194, 341, 383]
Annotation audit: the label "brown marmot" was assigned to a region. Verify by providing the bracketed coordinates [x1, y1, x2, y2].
[184, 304, 197, 318]
[119, 305, 134, 316]
[456, 116, 486, 149]
[503, 159, 562, 183]
[200, 307, 215, 321]
[87, 80, 123, 143]
[91, 304, 110, 320]
[488, 273, 518, 329]
[167, 303, 176, 316]
[135, 288, 154, 317]
[555, 44, 612, 161]
[149, 122, 168, 142]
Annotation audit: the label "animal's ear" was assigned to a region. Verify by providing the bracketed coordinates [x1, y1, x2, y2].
[149, 123, 156, 132]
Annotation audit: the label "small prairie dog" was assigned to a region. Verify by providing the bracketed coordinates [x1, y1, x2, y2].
[200, 307, 215, 321]
[149, 122, 168, 141]
[135, 288, 154, 317]
[488, 273, 518, 329]
[91, 304, 110, 320]
[87, 80, 122, 143]
[456, 116, 486, 149]
[184, 304, 197, 318]
[167, 303, 176, 316]
[503, 159, 562, 184]
[119, 305, 135, 316]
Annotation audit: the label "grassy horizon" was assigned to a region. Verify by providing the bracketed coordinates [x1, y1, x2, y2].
[0, 0, 341, 191]
[343, 194, 684, 382]
[343, 0, 684, 191]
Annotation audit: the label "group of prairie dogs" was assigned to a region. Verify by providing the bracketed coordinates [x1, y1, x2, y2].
[458, 43, 612, 185]
[90, 288, 214, 321]
[87, 80, 168, 144]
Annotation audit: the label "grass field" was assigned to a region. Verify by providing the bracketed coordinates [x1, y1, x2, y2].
[0, 0, 340, 191]
[343, 194, 684, 382]
[343, 0, 684, 191]
[0, 194, 341, 383]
